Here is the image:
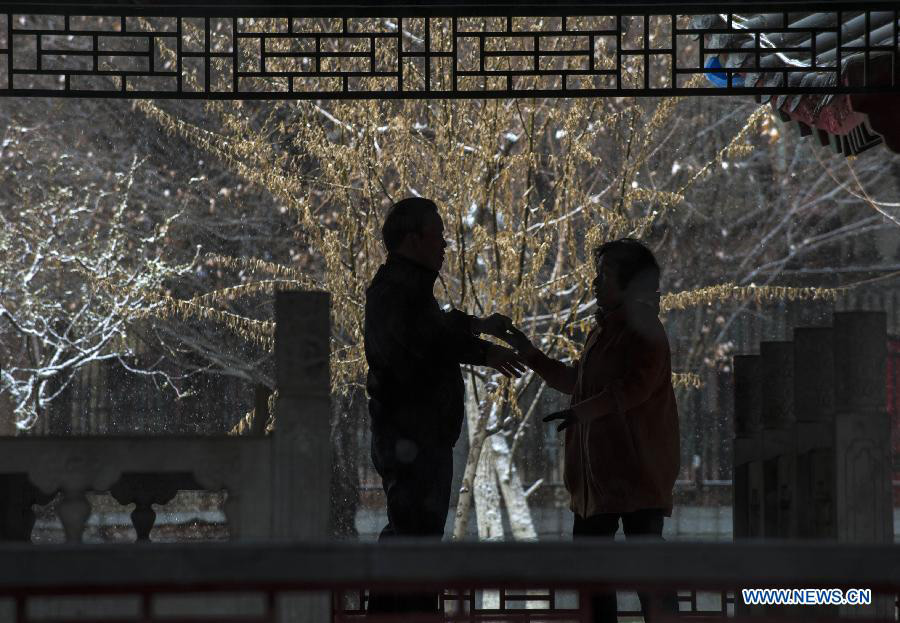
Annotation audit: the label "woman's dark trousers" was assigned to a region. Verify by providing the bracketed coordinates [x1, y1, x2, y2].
[573, 509, 679, 622]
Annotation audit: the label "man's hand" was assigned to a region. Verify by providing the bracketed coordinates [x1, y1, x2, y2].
[485, 344, 527, 378]
[474, 313, 513, 339]
[542, 407, 577, 432]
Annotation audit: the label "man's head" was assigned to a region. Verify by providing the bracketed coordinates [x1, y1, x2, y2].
[592, 238, 660, 310]
[382, 197, 447, 272]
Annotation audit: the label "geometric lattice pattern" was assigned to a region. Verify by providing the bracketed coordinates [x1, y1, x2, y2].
[0, 4, 897, 99]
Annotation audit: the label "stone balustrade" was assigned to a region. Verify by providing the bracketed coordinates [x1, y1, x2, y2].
[0, 291, 333, 622]
[732, 311, 895, 619]
[0, 437, 267, 541]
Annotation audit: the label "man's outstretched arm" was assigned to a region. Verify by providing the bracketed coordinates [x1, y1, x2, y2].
[442, 309, 526, 377]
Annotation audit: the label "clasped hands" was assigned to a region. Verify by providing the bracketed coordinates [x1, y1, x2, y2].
[476, 313, 577, 432]
[474, 313, 527, 379]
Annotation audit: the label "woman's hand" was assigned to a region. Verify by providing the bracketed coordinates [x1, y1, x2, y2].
[498, 325, 538, 359]
[542, 407, 577, 432]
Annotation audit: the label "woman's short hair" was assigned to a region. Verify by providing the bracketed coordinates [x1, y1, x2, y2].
[381, 197, 438, 253]
[593, 238, 660, 296]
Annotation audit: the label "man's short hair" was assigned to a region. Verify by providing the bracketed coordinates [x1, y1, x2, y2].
[593, 238, 660, 296]
[381, 197, 438, 253]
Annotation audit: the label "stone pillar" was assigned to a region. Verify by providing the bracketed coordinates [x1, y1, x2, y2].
[832, 312, 893, 619]
[733, 355, 765, 618]
[793, 327, 838, 620]
[732, 355, 763, 540]
[793, 328, 836, 540]
[273, 291, 332, 622]
[760, 342, 796, 540]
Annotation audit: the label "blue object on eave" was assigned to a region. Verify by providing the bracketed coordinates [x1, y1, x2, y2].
[704, 57, 745, 88]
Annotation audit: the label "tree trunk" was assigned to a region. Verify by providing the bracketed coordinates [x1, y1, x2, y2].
[458, 374, 504, 610]
[474, 428, 504, 542]
[490, 432, 538, 541]
[452, 373, 491, 540]
[491, 428, 543, 609]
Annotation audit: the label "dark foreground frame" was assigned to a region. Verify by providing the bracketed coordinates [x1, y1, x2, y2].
[1, 540, 898, 622]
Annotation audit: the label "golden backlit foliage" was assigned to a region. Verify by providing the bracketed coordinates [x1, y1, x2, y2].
[134, 17, 875, 415]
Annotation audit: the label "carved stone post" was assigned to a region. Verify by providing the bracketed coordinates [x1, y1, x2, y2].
[760, 341, 796, 539]
[832, 312, 893, 619]
[732, 355, 763, 540]
[793, 327, 838, 620]
[273, 291, 332, 622]
[273, 290, 332, 538]
[733, 355, 765, 619]
[793, 328, 836, 540]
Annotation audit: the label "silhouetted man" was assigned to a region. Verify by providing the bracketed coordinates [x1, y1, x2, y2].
[505, 238, 680, 623]
[364, 197, 525, 615]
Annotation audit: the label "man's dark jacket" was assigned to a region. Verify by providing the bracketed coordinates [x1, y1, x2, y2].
[364, 254, 491, 449]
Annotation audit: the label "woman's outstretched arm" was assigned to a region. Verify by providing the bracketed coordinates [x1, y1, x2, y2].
[500, 326, 577, 394]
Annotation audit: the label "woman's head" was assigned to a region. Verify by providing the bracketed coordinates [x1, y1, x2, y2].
[592, 238, 660, 309]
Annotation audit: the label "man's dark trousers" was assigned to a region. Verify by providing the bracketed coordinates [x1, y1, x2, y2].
[366, 433, 453, 615]
[573, 509, 679, 622]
